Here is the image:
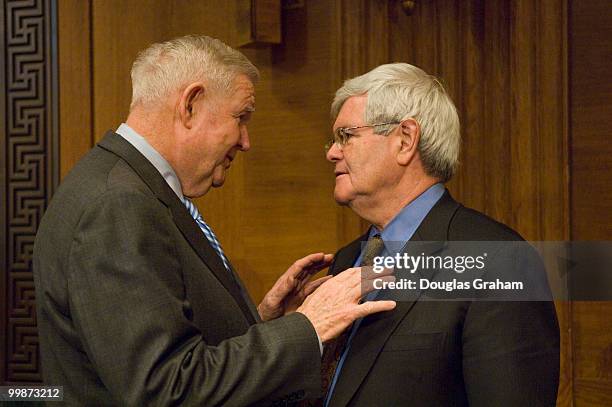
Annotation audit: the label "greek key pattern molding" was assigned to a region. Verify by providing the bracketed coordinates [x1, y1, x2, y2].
[2, 0, 58, 383]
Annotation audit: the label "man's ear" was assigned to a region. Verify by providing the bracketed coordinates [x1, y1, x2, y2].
[178, 82, 205, 128]
[397, 118, 420, 166]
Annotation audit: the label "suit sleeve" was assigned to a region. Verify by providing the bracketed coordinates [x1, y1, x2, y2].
[67, 188, 321, 406]
[461, 245, 560, 406]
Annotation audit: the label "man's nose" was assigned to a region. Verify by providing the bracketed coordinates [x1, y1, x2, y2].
[326, 142, 342, 162]
[238, 125, 250, 152]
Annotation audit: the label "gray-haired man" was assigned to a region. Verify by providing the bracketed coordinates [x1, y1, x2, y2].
[318, 63, 559, 406]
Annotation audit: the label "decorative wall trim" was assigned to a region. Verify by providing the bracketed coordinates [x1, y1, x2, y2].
[1, 0, 59, 384]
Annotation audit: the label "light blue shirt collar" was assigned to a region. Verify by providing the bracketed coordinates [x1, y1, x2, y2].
[115, 123, 184, 200]
[362, 183, 446, 260]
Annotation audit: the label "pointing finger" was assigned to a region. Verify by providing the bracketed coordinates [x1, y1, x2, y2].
[361, 275, 396, 296]
[354, 300, 397, 319]
[362, 266, 395, 280]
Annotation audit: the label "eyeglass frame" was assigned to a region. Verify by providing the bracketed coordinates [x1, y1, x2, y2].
[325, 121, 401, 150]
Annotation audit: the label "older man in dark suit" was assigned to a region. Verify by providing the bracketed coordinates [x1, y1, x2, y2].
[32, 36, 396, 406]
[317, 63, 560, 406]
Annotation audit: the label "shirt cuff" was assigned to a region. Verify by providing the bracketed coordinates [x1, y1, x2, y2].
[317, 332, 323, 355]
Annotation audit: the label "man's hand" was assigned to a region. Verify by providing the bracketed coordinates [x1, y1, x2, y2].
[296, 266, 396, 343]
[258, 253, 334, 322]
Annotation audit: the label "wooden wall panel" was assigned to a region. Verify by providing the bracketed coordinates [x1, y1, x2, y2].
[569, 0, 612, 240]
[570, 0, 612, 405]
[538, 2, 573, 401]
[482, 0, 513, 225]
[509, 0, 538, 238]
[457, 0, 485, 210]
[59, 0, 92, 178]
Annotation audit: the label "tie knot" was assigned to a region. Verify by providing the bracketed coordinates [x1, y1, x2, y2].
[360, 234, 385, 267]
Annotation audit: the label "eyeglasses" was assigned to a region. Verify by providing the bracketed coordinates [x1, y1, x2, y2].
[325, 121, 401, 150]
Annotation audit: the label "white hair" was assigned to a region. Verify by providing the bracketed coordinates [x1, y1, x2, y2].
[130, 35, 259, 109]
[331, 63, 460, 182]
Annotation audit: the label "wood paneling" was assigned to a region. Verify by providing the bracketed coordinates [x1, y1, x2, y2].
[570, 0, 612, 405]
[59, 0, 93, 178]
[570, 0, 612, 240]
[481, 0, 512, 226]
[572, 304, 612, 406]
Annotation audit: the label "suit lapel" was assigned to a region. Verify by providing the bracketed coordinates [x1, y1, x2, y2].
[329, 234, 368, 276]
[98, 132, 256, 325]
[328, 191, 461, 407]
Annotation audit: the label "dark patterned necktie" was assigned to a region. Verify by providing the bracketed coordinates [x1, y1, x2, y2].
[304, 234, 385, 407]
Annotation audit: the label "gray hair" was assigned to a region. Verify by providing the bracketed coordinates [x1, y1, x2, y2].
[130, 35, 259, 109]
[331, 63, 460, 182]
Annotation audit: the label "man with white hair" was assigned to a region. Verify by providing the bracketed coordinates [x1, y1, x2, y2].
[318, 63, 560, 406]
[33, 36, 395, 406]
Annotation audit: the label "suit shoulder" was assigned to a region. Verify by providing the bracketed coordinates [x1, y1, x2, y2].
[105, 157, 152, 194]
[38, 147, 156, 240]
[58, 146, 152, 202]
[449, 205, 524, 241]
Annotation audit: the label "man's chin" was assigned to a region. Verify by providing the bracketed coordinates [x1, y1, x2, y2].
[211, 166, 228, 188]
[333, 190, 353, 206]
[185, 181, 213, 198]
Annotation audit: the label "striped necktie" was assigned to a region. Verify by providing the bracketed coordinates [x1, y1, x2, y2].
[183, 198, 231, 271]
[303, 234, 385, 407]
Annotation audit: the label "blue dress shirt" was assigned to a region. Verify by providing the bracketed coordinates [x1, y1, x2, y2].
[324, 183, 445, 406]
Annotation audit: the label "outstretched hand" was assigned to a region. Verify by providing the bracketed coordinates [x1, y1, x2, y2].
[257, 253, 334, 321]
[296, 266, 397, 343]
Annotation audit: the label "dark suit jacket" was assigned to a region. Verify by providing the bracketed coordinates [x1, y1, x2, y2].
[327, 191, 560, 407]
[33, 132, 321, 406]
